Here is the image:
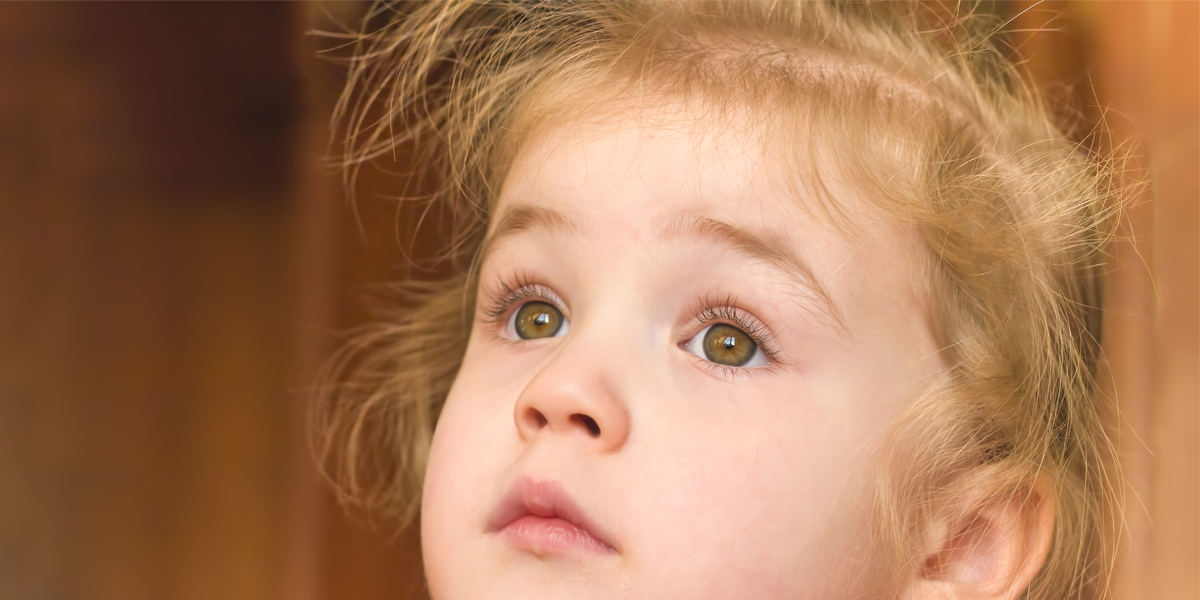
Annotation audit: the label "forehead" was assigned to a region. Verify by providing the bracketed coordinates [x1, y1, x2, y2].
[501, 103, 811, 234]
[496, 98, 919, 266]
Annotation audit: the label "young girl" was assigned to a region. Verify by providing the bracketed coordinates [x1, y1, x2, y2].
[318, 2, 1125, 599]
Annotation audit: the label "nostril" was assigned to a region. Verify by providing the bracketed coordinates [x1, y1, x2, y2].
[524, 408, 548, 430]
[572, 414, 601, 437]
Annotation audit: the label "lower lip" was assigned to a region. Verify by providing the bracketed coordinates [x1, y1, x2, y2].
[498, 515, 614, 556]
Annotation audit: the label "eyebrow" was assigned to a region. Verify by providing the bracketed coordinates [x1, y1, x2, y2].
[481, 204, 845, 331]
[480, 204, 582, 264]
[664, 215, 846, 331]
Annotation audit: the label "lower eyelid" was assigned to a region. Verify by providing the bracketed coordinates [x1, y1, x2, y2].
[695, 355, 760, 380]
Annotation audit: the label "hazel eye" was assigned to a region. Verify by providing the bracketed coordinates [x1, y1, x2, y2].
[684, 323, 768, 368]
[510, 301, 567, 340]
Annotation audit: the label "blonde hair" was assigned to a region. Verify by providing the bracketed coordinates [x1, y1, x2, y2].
[315, 2, 1130, 598]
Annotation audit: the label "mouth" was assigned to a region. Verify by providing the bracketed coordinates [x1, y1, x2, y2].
[487, 476, 619, 557]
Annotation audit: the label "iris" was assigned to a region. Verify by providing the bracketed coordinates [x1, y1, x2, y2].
[513, 301, 564, 339]
[701, 323, 757, 367]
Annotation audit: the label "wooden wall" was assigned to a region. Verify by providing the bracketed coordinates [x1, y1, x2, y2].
[1067, 3, 1199, 598]
[0, 2, 1193, 599]
[0, 3, 302, 599]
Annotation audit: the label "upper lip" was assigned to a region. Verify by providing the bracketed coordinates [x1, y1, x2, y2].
[487, 476, 619, 553]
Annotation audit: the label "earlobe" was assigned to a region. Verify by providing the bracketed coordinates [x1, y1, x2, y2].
[902, 480, 1055, 600]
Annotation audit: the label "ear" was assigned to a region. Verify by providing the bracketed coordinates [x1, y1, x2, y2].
[900, 479, 1055, 600]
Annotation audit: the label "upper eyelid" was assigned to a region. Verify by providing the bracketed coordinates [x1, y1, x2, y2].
[479, 276, 568, 323]
[695, 305, 771, 339]
[689, 301, 784, 364]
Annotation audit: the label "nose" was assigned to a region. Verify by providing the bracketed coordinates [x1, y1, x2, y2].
[513, 350, 631, 453]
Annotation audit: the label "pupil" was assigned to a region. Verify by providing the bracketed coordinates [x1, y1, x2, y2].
[534, 313, 549, 326]
[722, 336, 736, 349]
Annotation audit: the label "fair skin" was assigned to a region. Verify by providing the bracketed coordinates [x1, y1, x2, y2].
[420, 100, 1051, 599]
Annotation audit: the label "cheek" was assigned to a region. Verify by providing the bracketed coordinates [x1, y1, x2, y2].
[425, 336, 537, 510]
[421, 341, 527, 589]
[619, 400, 887, 598]
[420, 386, 486, 592]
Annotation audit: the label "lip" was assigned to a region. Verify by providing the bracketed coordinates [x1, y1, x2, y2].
[487, 476, 619, 556]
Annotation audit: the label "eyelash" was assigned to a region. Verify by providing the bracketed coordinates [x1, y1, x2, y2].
[478, 274, 783, 374]
[479, 272, 565, 325]
[687, 294, 783, 376]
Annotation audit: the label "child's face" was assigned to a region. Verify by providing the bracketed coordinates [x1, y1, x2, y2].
[421, 103, 943, 599]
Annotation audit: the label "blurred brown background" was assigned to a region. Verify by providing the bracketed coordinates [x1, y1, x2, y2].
[0, 2, 1194, 599]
